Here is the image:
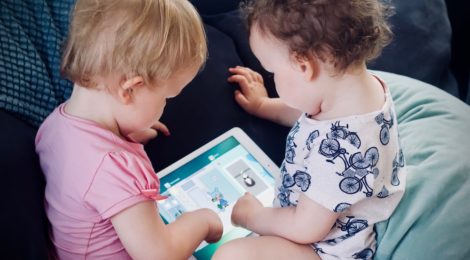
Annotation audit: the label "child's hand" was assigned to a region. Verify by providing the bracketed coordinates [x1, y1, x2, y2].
[228, 66, 269, 117]
[198, 208, 223, 243]
[231, 192, 263, 229]
[127, 121, 170, 144]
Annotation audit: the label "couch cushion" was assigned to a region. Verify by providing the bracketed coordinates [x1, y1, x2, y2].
[373, 71, 470, 259]
[0, 109, 50, 259]
[368, 0, 458, 97]
[189, 0, 240, 15]
[0, 0, 74, 127]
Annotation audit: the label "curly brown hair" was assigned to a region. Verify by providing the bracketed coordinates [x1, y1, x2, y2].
[242, 0, 394, 72]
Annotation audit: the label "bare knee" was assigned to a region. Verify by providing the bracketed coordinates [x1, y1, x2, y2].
[213, 236, 320, 260]
[212, 240, 249, 260]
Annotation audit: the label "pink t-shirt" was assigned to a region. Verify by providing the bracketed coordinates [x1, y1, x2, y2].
[35, 103, 165, 259]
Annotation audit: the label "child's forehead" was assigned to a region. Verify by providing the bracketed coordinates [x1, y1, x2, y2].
[249, 26, 276, 46]
[250, 27, 290, 54]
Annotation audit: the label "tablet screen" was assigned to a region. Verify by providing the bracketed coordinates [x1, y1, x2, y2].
[157, 135, 276, 259]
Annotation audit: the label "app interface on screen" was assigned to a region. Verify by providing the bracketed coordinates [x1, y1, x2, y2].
[157, 136, 275, 253]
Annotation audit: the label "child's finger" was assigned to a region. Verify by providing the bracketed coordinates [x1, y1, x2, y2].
[229, 66, 257, 83]
[227, 74, 248, 84]
[228, 68, 252, 83]
[145, 128, 158, 140]
[234, 90, 250, 109]
[127, 128, 157, 144]
[228, 75, 252, 93]
[152, 121, 170, 136]
[255, 72, 264, 83]
[236, 67, 263, 83]
[229, 66, 251, 74]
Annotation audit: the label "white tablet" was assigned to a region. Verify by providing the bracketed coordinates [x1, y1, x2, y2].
[156, 127, 280, 259]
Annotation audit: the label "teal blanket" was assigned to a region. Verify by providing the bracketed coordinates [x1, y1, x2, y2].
[374, 71, 470, 259]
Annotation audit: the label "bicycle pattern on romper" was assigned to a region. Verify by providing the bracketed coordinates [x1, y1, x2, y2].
[376, 108, 405, 190]
[278, 120, 376, 205]
[375, 110, 394, 145]
[277, 113, 404, 258]
[314, 216, 374, 259]
[278, 119, 310, 207]
[317, 121, 380, 198]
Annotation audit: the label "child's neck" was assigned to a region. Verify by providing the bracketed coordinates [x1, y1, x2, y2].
[65, 84, 122, 137]
[312, 66, 384, 121]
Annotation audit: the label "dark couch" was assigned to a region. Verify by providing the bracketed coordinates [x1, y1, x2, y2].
[1, 0, 469, 259]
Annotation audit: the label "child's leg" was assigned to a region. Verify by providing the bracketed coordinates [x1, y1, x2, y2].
[212, 235, 320, 260]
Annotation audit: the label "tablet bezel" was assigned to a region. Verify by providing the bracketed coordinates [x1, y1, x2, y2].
[157, 127, 280, 180]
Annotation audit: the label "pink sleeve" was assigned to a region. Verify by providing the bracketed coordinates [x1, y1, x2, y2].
[84, 151, 165, 219]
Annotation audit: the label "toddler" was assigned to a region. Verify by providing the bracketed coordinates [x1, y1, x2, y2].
[213, 0, 406, 259]
[35, 0, 222, 259]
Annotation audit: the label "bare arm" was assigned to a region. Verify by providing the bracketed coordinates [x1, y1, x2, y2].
[232, 193, 338, 244]
[111, 201, 223, 260]
[228, 66, 301, 127]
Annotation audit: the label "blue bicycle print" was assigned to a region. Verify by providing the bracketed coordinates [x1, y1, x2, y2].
[352, 248, 374, 259]
[277, 167, 312, 207]
[375, 110, 394, 145]
[318, 122, 380, 197]
[277, 163, 295, 207]
[277, 185, 294, 207]
[337, 148, 378, 197]
[325, 216, 369, 245]
[391, 148, 404, 186]
[328, 121, 361, 149]
[303, 130, 320, 161]
[312, 244, 326, 254]
[285, 121, 301, 163]
[377, 185, 389, 198]
[282, 170, 311, 192]
[334, 202, 352, 213]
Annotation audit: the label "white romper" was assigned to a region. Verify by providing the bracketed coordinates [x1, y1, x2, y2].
[273, 85, 406, 259]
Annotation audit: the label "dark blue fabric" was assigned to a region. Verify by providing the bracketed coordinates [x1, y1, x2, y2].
[0, 0, 74, 127]
[445, 0, 470, 102]
[147, 25, 289, 171]
[369, 0, 458, 97]
[467, 81, 470, 104]
[0, 109, 51, 260]
[189, 0, 241, 15]
[201, 11, 278, 98]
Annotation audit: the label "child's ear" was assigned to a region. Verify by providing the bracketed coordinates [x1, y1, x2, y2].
[118, 76, 144, 104]
[294, 53, 318, 81]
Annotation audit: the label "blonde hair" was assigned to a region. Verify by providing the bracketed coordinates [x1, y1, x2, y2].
[61, 0, 207, 88]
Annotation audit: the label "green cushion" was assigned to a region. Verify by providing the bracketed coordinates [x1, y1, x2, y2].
[373, 71, 470, 259]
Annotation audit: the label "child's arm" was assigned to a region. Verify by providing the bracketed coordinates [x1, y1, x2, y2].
[232, 192, 338, 244]
[111, 201, 223, 260]
[228, 66, 302, 127]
